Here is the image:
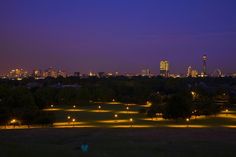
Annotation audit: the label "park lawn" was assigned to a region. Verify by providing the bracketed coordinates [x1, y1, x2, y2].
[0, 128, 235, 157]
[43, 102, 236, 128]
[1, 103, 236, 157]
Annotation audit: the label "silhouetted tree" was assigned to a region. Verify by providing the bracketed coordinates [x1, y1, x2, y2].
[163, 93, 192, 120]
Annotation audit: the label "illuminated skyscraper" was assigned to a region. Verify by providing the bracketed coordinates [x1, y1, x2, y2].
[202, 55, 207, 77]
[160, 60, 169, 77]
[187, 66, 198, 77]
[191, 70, 198, 78]
[187, 66, 192, 77]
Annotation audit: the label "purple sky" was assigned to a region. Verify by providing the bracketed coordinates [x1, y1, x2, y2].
[0, 0, 236, 75]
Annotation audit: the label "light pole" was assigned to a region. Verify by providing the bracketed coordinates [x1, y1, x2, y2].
[67, 116, 71, 124]
[98, 105, 101, 112]
[73, 105, 76, 112]
[114, 114, 118, 123]
[72, 118, 76, 127]
[225, 109, 229, 117]
[126, 106, 129, 114]
[10, 119, 17, 128]
[186, 118, 190, 128]
[191, 91, 197, 100]
[129, 118, 133, 128]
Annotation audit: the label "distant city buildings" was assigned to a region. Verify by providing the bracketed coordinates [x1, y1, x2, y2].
[201, 54, 207, 77]
[212, 69, 224, 77]
[169, 74, 181, 78]
[191, 70, 198, 78]
[1, 55, 235, 79]
[7, 69, 29, 80]
[98, 72, 106, 78]
[232, 73, 236, 78]
[87, 71, 120, 78]
[141, 69, 151, 77]
[88, 72, 97, 77]
[74, 72, 80, 77]
[32, 69, 42, 79]
[5, 67, 67, 80]
[41, 67, 67, 78]
[107, 72, 113, 77]
[160, 60, 169, 77]
[187, 66, 192, 77]
[58, 70, 67, 78]
[186, 66, 198, 78]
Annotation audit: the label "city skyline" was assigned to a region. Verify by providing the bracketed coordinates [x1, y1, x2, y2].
[1, 55, 230, 78]
[0, 0, 236, 74]
[0, 54, 234, 77]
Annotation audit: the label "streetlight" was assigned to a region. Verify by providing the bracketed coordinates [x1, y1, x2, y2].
[191, 91, 197, 99]
[73, 105, 76, 108]
[126, 106, 129, 114]
[67, 116, 71, 124]
[225, 109, 229, 116]
[50, 104, 54, 108]
[186, 118, 190, 127]
[11, 119, 16, 123]
[114, 114, 118, 123]
[146, 101, 152, 107]
[10, 119, 17, 128]
[129, 118, 133, 127]
[98, 105, 102, 110]
[72, 118, 76, 127]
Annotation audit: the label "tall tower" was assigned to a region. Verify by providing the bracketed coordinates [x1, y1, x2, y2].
[202, 55, 207, 77]
[160, 60, 169, 77]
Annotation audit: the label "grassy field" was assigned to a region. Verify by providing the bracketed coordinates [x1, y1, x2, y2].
[1, 102, 236, 157]
[41, 101, 236, 128]
[0, 128, 236, 157]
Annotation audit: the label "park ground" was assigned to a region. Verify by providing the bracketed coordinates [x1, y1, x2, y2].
[1, 102, 236, 157]
[2, 101, 236, 129]
[0, 128, 236, 157]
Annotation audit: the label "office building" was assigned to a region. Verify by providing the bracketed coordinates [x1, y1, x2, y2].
[160, 60, 169, 77]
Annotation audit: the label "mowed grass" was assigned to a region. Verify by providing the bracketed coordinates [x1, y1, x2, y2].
[44, 102, 236, 127]
[0, 128, 236, 157]
[50, 103, 146, 126]
[1, 103, 236, 157]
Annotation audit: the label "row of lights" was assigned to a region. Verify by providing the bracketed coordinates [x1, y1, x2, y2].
[67, 116, 76, 122]
[51, 104, 77, 108]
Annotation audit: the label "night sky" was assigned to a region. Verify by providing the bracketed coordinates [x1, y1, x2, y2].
[0, 0, 236, 75]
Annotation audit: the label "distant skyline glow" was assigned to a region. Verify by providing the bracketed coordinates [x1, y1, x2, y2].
[0, 0, 236, 75]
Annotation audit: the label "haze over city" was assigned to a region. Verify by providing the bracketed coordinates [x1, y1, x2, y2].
[0, 0, 236, 74]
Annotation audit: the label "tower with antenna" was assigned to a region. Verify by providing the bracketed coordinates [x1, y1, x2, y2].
[202, 54, 207, 77]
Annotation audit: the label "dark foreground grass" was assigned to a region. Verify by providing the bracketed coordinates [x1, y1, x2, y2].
[0, 128, 236, 157]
